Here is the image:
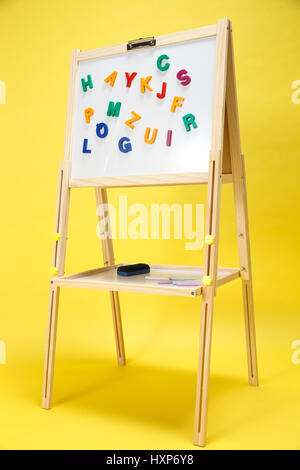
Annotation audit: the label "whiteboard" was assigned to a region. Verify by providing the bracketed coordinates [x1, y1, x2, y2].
[70, 36, 216, 182]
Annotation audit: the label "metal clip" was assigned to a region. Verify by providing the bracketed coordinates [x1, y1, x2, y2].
[127, 36, 156, 51]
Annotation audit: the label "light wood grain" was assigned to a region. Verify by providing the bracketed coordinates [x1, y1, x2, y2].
[225, 27, 258, 386]
[42, 49, 80, 410]
[194, 18, 230, 447]
[69, 172, 232, 188]
[41, 285, 60, 409]
[78, 24, 217, 62]
[57, 49, 80, 275]
[52, 264, 240, 298]
[95, 188, 126, 366]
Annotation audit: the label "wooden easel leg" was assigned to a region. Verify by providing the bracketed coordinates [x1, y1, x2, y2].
[242, 279, 258, 385]
[41, 49, 79, 410]
[193, 19, 230, 446]
[225, 27, 258, 386]
[109, 291, 126, 366]
[41, 163, 68, 409]
[194, 288, 214, 447]
[95, 188, 126, 366]
[238, 157, 258, 386]
[42, 284, 60, 409]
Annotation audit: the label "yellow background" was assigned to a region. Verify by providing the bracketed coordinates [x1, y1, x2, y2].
[0, 0, 299, 450]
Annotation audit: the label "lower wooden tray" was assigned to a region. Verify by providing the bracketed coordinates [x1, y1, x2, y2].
[53, 264, 240, 297]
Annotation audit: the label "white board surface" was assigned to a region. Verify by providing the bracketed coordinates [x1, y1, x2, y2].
[70, 36, 216, 181]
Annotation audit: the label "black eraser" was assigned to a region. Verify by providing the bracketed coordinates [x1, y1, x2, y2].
[117, 263, 150, 277]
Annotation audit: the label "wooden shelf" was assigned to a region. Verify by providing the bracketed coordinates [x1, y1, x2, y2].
[53, 264, 240, 298]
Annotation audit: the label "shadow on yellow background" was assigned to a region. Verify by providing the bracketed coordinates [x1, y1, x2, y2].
[0, 0, 299, 449]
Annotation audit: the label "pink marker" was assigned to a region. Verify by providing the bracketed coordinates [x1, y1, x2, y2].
[158, 280, 173, 284]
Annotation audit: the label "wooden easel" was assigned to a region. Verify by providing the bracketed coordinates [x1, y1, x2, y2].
[42, 19, 258, 447]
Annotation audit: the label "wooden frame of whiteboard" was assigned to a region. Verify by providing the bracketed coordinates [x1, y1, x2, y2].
[42, 19, 258, 448]
[70, 173, 232, 188]
[68, 22, 230, 188]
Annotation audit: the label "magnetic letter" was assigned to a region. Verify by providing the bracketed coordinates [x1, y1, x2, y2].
[140, 76, 153, 93]
[81, 74, 93, 92]
[182, 113, 198, 132]
[125, 111, 141, 129]
[119, 137, 132, 153]
[144, 127, 158, 144]
[96, 122, 108, 138]
[104, 71, 118, 88]
[156, 81, 167, 99]
[106, 101, 122, 117]
[166, 130, 172, 147]
[157, 54, 170, 72]
[176, 69, 191, 86]
[170, 96, 184, 112]
[125, 72, 137, 88]
[82, 138, 91, 153]
[84, 107, 94, 123]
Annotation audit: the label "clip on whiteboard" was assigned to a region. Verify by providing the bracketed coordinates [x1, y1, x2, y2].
[127, 37, 156, 51]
